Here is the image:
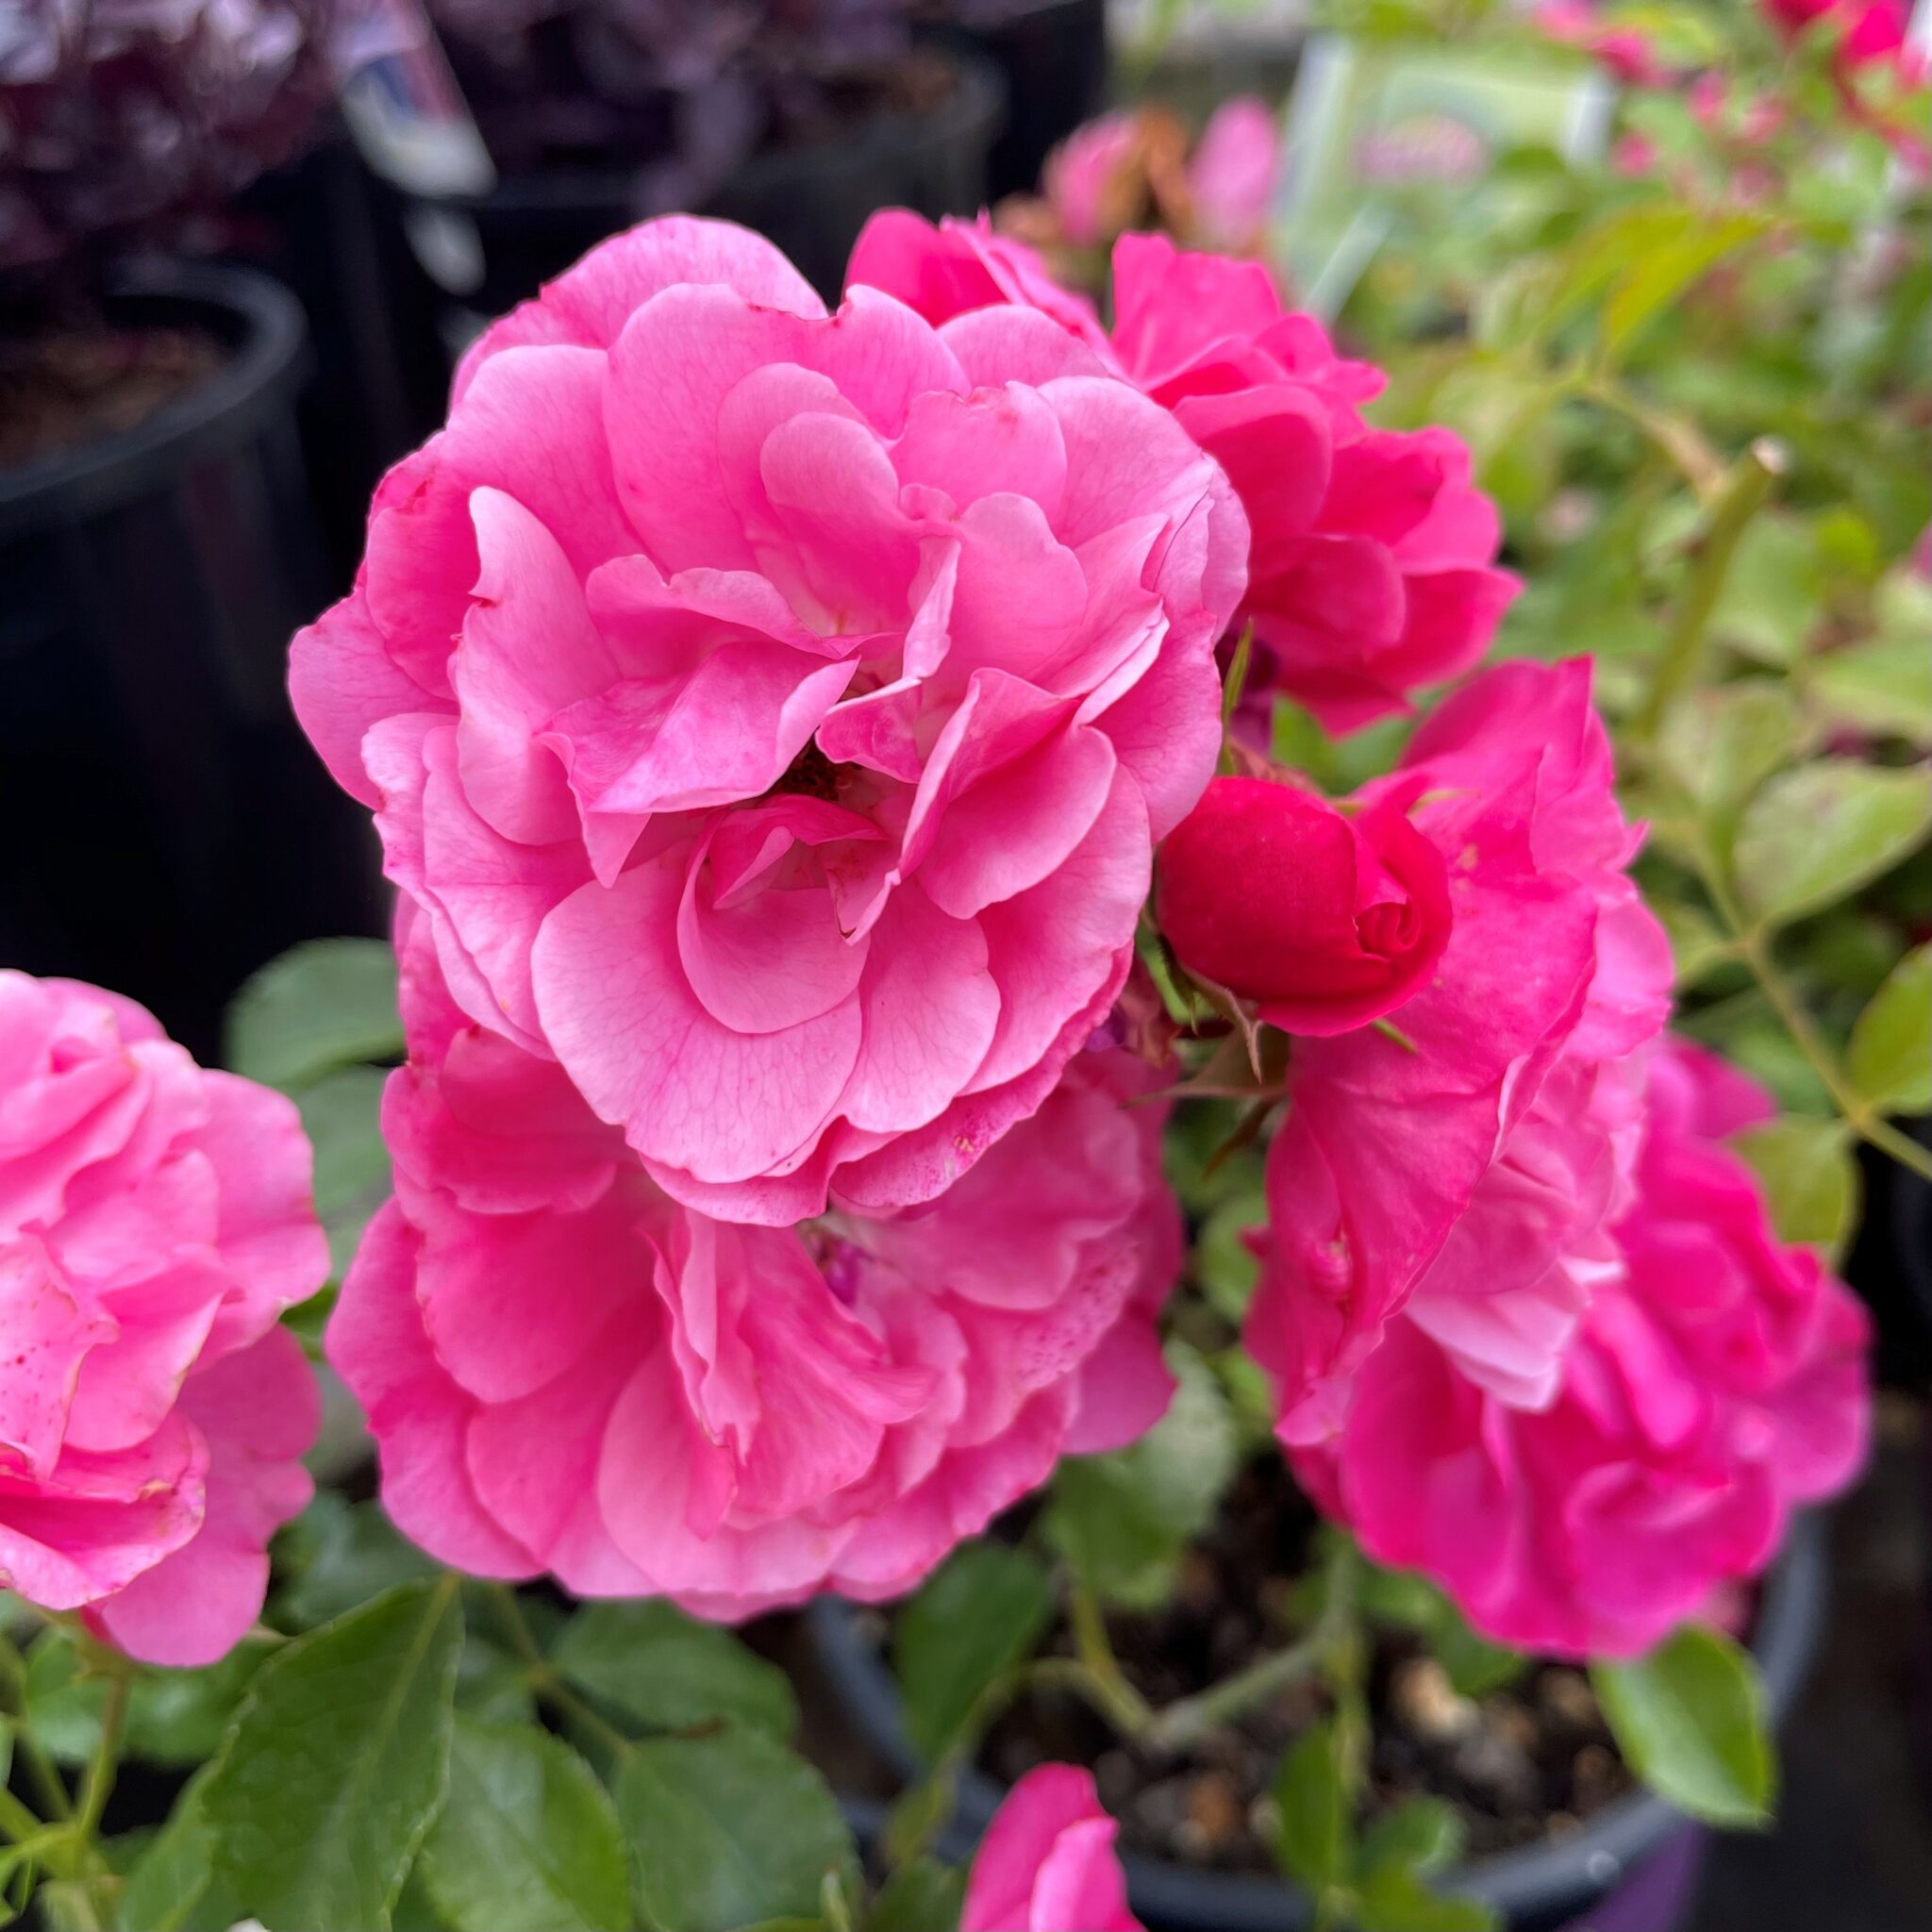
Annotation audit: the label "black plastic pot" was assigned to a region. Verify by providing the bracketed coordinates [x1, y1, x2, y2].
[917, 0, 1108, 202]
[809, 1513, 1828, 1932]
[0, 263, 386, 1058]
[414, 50, 1004, 323]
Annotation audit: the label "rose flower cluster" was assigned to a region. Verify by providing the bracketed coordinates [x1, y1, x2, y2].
[287, 211, 1863, 1648]
[1, 208, 1864, 1675]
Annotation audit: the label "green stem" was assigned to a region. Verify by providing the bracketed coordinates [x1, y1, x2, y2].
[1144, 1627, 1331, 1753]
[1581, 376, 1727, 501]
[1146, 1541, 1361, 1754]
[1067, 1581, 1155, 1736]
[73, 1672, 129, 1843]
[0, 1787, 44, 1846]
[487, 1585, 634, 1758]
[1695, 857, 1932, 1185]
[1636, 439, 1787, 736]
[0, 1633, 71, 1823]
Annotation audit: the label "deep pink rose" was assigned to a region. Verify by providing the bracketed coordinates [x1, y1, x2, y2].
[1294, 1039, 1872, 1657]
[327, 910, 1181, 1617]
[291, 216, 1245, 1225]
[1186, 96, 1285, 252]
[1155, 775, 1452, 1036]
[0, 973, 325, 1665]
[845, 218, 1516, 734]
[961, 1764, 1142, 1932]
[1764, 0, 1912, 69]
[1246, 660, 1673, 1440]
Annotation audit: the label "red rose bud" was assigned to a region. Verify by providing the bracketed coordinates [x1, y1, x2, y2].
[1156, 776, 1453, 1036]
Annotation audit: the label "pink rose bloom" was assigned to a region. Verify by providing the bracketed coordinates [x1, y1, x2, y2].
[1246, 659, 1673, 1441]
[328, 910, 1181, 1617]
[1294, 1039, 1872, 1657]
[1186, 96, 1284, 253]
[1533, 2, 1665, 85]
[0, 973, 325, 1665]
[291, 216, 1245, 1225]
[1043, 109, 1140, 246]
[846, 219, 1516, 734]
[961, 1764, 1141, 1932]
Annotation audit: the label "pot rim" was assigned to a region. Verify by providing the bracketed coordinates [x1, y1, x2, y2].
[0, 261, 308, 532]
[808, 1510, 1828, 1929]
[424, 48, 1006, 225]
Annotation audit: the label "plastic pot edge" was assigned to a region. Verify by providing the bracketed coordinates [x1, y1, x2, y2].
[808, 1510, 1830, 1931]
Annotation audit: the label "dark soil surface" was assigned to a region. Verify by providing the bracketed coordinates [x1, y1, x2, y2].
[0, 325, 223, 472]
[979, 1460, 1634, 1873]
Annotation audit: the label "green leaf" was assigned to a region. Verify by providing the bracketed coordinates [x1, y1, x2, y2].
[416, 1716, 629, 1932]
[1705, 519, 1820, 669]
[1733, 760, 1932, 927]
[1805, 633, 1932, 748]
[1731, 1116, 1860, 1253]
[894, 1544, 1052, 1764]
[1354, 1866, 1497, 1932]
[297, 1064, 392, 1279]
[1274, 1719, 1353, 1892]
[615, 1727, 857, 1932]
[1846, 943, 1932, 1113]
[23, 1627, 270, 1769]
[550, 1599, 796, 1740]
[1651, 897, 1733, 991]
[118, 1778, 239, 1932]
[224, 938, 404, 1091]
[866, 1858, 965, 1932]
[1591, 1624, 1775, 1828]
[1042, 1341, 1238, 1611]
[1357, 1797, 1465, 1880]
[197, 1578, 464, 1930]
[1602, 212, 1763, 360]
[1656, 682, 1802, 829]
[275, 1492, 438, 1630]
[1195, 1187, 1267, 1324]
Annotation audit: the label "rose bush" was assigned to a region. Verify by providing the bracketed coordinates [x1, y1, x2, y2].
[291, 214, 1245, 1224]
[329, 907, 1181, 1617]
[0, 972, 324, 1665]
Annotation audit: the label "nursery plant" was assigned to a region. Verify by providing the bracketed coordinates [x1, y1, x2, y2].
[1, 5, 1925, 1932]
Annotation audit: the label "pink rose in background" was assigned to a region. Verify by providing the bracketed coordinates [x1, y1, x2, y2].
[1043, 109, 1140, 245]
[1246, 659, 1672, 1441]
[0, 973, 325, 1665]
[291, 216, 1245, 1225]
[1295, 1039, 1872, 1657]
[961, 1764, 1142, 1932]
[329, 909, 1181, 1618]
[1533, 1, 1666, 86]
[847, 219, 1516, 734]
[1186, 96, 1284, 253]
